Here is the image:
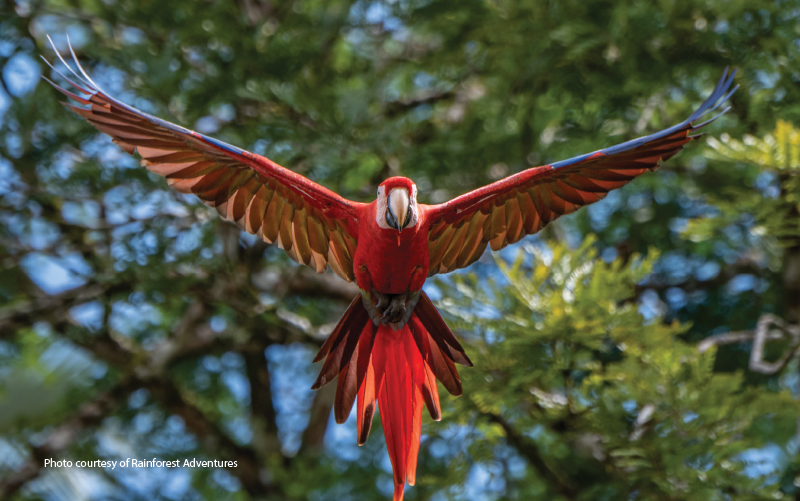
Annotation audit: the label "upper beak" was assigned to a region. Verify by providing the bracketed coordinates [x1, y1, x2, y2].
[388, 188, 409, 233]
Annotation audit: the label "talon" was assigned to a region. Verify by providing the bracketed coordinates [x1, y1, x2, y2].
[361, 289, 387, 326]
[390, 305, 405, 323]
[379, 293, 408, 326]
[374, 291, 390, 312]
[382, 308, 402, 325]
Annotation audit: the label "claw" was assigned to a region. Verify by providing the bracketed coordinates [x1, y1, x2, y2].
[361, 289, 388, 326]
[363, 290, 421, 330]
[381, 306, 404, 324]
[374, 292, 389, 312]
[381, 293, 408, 326]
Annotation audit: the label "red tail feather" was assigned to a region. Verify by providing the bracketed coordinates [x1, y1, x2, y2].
[313, 292, 470, 500]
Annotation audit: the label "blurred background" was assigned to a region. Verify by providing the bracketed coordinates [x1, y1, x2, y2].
[1, 0, 799, 499]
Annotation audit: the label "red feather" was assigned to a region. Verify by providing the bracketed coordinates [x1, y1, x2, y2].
[415, 292, 472, 367]
[405, 329, 441, 421]
[403, 338, 426, 486]
[357, 329, 386, 445]
[379, 332, 410, 486]
[315, 295, 456, 500]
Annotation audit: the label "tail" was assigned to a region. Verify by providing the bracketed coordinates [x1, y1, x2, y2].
[312, 292, 472, 501]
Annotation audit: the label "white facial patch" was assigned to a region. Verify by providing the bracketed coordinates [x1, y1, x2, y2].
[375, 183, 418, 230]
[376, 185, 389, 229]
[407, 185, 418, 228]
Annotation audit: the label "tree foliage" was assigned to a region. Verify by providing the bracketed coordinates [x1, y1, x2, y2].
[439, 239, 792, 500]
[0, 0, 799, 499]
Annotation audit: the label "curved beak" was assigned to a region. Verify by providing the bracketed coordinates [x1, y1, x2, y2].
[387, 188, 410, 233]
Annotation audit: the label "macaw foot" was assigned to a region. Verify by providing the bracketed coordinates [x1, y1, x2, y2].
[374, 291, 390, 313]
[382, 293, 408, 325]
[360, 290, 421, 331]
[362, 290, 389, 326]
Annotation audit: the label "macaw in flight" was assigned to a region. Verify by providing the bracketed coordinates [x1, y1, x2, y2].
[43, 36, 737, 501]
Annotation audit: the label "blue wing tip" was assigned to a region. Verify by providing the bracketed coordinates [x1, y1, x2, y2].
[550, 66, 739, 170]
[688, 67, 739, 123]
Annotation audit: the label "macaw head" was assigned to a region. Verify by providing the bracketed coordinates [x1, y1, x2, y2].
[376, 177, 418, 233]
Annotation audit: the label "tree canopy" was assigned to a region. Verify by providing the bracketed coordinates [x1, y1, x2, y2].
[0, 0, 799, 499]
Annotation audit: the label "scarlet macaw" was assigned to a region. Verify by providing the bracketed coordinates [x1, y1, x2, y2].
[43, 37, 737, 500]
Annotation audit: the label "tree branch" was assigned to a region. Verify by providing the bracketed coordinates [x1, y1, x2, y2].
[140, 376, 279, 498]
[749, 314, 800, 374]
[0, 298, 292, 496]
[384, 90, 456, 118]
[252, 267, 359, 303]
[299, 383, 335, 456]
[486, 413, 576, 500]
[0, 376, 141, 499]
[244, 348, 282, 459]
[697, 314, 800, 375]
[0, 284, 107, 338]
[697, 330, 763, 353]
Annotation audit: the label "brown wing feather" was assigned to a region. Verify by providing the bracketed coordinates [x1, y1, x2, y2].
[44, 41, 362, 281]
[424, 69, 738, 276]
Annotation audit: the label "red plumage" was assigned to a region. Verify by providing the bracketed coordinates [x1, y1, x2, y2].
[314, 292, 468, 500]
[308, 204, 470, 500]
[43, 37, 737, 499]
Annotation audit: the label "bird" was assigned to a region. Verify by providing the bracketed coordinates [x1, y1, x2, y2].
[42, 36, 737, 501]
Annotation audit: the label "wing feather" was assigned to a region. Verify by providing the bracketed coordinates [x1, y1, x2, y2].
[278, 202, 295, 253]
[424, 68, 738, 276]
[455, 212, 488, 269]
[292, 209, 313, 266]
[43, 38, 363, 281]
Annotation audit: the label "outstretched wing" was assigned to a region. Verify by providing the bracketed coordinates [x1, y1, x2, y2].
[424, 68, 738, 276]
[43, 37, 361, 282]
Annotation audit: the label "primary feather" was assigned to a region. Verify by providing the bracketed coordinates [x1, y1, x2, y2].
[424, 69, 738, 276]
[42, 35, 362, 281]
